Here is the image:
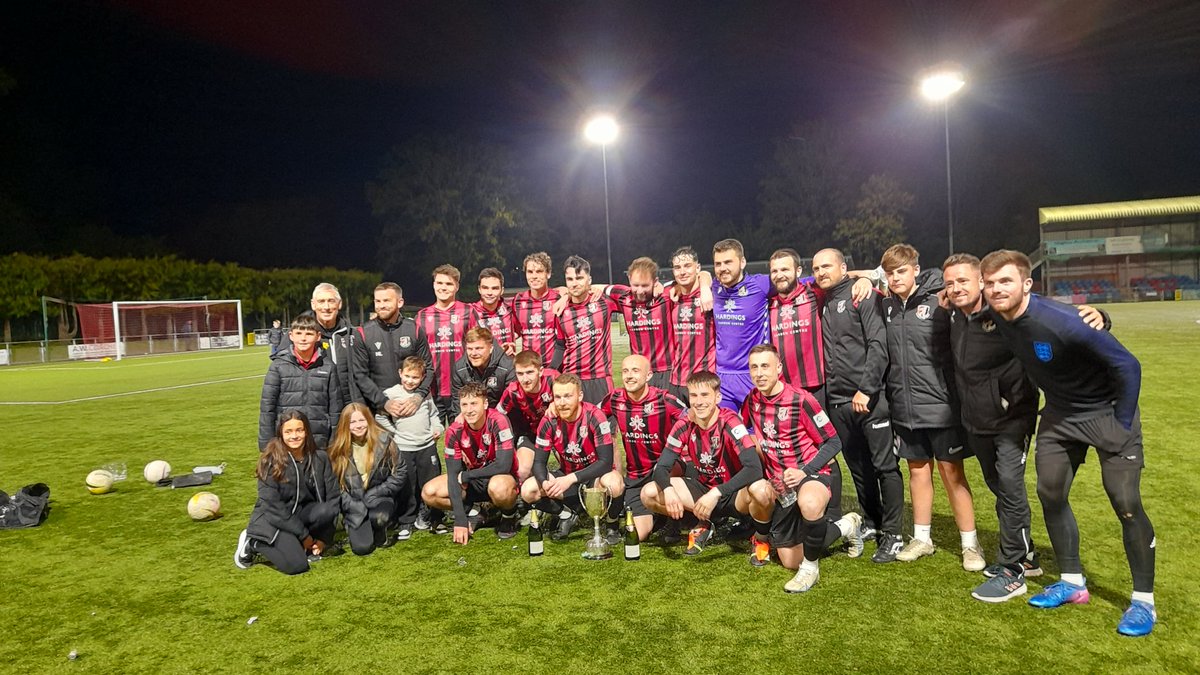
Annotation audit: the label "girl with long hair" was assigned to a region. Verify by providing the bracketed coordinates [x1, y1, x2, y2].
[234, 410, 339, 574]
[327, 402, 407, 555]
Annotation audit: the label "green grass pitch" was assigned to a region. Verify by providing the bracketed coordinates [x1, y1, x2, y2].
[1, 303, 1198, 673]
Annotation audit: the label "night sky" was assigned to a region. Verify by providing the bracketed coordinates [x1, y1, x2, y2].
[3, 1, 1199, 276]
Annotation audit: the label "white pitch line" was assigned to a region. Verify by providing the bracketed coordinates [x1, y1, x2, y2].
[0, 374, 264, 405]
[0, 350, 263, 373]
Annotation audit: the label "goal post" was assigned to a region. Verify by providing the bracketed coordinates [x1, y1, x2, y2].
[72, 299, 244, 361]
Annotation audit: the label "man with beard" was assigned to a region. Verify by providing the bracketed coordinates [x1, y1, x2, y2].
[449, 327, 516, 417]
[354, 282, 433, 419]
[604, 258, 674, 390]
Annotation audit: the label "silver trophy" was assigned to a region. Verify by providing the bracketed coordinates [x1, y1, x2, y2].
[580, 481, 613, 560]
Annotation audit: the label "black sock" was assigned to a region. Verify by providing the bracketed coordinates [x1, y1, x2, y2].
[802, 516, 827, 561]
[753, 517, 771, 538]
[537, 498, 563, 515]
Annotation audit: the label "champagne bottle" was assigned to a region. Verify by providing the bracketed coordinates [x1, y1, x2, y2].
[624, 507, 640, 561]
[528, 509, 544, 557]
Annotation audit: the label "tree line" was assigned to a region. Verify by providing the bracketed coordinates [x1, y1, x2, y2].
[0, 253, 380, 342]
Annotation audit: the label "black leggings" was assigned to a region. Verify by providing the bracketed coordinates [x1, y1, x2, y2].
[346, 514, 389, 556]
[252, 534, 309, 575]
[1035, 412, 1155, 592]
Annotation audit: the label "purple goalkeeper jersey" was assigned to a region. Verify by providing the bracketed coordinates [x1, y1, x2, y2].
[712, 273, 772, 373]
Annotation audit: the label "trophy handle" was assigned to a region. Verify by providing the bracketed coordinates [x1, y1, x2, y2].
[594, 478, 611, 514]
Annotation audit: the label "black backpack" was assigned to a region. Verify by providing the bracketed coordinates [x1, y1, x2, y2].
[0, 483, 51, 529]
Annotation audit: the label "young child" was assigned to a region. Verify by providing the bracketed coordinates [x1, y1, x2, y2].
[328, 402, 407, 556]
[376, 356, 445, 539]
[259, 314, 342, 451]
[235, 411, 340, 574]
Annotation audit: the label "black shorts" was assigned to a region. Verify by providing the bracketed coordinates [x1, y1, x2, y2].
[648, 371, 670, 391]
[543, 470, 585, 511]
[1034, 410, 1144, 468]
[623, 474, 653, 517]
[580, 377, 614, 405]
[681, 476, 743, 521]
[770, 474, 833, 547]
[894, 425, 973, 462]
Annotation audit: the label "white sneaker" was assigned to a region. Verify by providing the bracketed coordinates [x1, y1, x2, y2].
[895, 537, 936, 562]
[395, 527, 413, 541]
[962, 546, 986, 572]
[838, 513, 864, 558]
[234, 529, 253, 569]
[784, 566, 820, 593]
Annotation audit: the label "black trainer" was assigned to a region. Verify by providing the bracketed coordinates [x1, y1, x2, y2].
[496, 514, 519, 540]
[871, 532, 904, 563]
[551, 512, 578, 541]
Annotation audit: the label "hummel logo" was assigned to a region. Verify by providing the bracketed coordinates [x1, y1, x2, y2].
[870, 421, 890, 429]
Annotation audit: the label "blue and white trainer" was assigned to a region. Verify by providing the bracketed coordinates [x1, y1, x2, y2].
[1028, 580, 1090, 608]
[1116, 600, 1156, 637]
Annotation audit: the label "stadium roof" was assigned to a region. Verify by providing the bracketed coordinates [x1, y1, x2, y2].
[1039, 196, 1200, 225]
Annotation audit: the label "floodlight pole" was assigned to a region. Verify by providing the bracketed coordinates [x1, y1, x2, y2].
[601, 143, 613, 285]
[942, 101, 954, 254]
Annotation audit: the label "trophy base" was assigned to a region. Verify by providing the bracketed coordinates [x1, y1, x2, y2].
[581, 549, 613, 561]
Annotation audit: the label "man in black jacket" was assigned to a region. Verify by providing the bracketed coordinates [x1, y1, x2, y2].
[353, 282, 434, 417]
[449, 326, 516, 418]
[304, 282, 355, 410]
[879, 244, 981, 571]
[813, 248, 905, 563]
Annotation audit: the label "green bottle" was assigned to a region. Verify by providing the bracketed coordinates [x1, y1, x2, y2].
[624, 508, 640, 561]
[528, 510, 544, 557]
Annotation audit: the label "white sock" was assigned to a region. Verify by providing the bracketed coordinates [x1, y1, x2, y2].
[960, 529, 978, 549]
[914, 524, 932, 544]
[835, 515, 855, 538]
[1131, 591, 1155, 606]
[800, 559, 819, 573]
[1061, 572, 1086, 587]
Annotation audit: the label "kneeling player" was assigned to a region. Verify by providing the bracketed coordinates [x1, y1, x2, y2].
[642, 370, 761, 555]
[422, 383, 520, 544]
[743, 345, 863, 593]
[497, 350, 559, 486]
[521, 373, 625, 542]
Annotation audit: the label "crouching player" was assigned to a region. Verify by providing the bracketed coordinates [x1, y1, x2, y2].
[521, 373, 625, 542]
[602, 354, 686, 542]
[328, 403, 407, 556]
[421, 383, 521, 544]
[743, 345, 863, 593]
[235, 411, 339, 574]
[641, 370, 761, 555]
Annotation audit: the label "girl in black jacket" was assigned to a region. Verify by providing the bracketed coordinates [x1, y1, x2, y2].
[327, 402, 407, 555]
[235, 410, 339, 574]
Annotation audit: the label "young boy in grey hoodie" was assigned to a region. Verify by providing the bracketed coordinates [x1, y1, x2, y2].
[376, 356, 445, 538]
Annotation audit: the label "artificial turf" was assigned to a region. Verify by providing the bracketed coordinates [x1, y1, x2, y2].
[1, 302, 1197, 673]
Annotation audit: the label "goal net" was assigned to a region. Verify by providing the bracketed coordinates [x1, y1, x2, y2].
[72, 300, 244, 360]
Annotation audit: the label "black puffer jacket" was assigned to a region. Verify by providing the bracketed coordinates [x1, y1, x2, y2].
[353, 316, 433, 413]
[949, 305, 1039, 436]
[259, 348, 342, 450]
[282, 311, 355, 409]
[448, 347, 515, 417]
[246, 450, 339, 545]
[881, 268, 959, 429]
[337, 435, 408, 530]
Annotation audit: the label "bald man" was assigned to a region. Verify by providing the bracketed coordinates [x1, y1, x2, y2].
[601, 354, 687, 540]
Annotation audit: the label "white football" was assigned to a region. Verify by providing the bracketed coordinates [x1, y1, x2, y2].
[187, 492, 222, 521]
[86, 469, 115, 495]
[143, 460, 172, 483]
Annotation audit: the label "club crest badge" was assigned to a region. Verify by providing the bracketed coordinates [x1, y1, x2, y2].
[587, 302, 598, 313]
[776, 407, 789, 420]
[450, 314, 460, 324]
[487, 376, 498, 388]
[543, 300, 551, 311]
[916, 305, 931, 320]
[737, 286, 748, 297]
[1034, 341, 1053, 362]
[498, 305, 508, 316]
[399, 336, 411, 348]
[982, 320, 996, 333]
[643, 402, 655, 415]
[837, 300, 846, 313]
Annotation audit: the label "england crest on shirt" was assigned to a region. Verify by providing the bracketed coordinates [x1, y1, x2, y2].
[1034, 341, 1053, 362]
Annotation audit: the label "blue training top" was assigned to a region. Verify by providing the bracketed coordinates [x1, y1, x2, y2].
[992, 294, 1141, 428]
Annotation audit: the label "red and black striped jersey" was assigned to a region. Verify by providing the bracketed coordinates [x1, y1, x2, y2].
[667, 286, 716, 386]
[534, 402, 613, 474]
[496, 368, 559, 438]
[665, 407, 756, 489]
[606, 286, 672, 372]
[740, 382, 837, 493]
[601, 386, 686, 480]
[415, 301, 472, 397]
[556, 297, 616, 380]
[510, 289, 560, 365]
[470, 300, 521, 347]
[768, 282, 825, 388]
[444, 408, 517, 476]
